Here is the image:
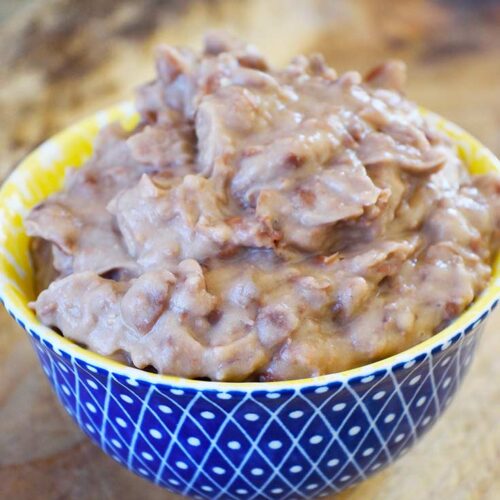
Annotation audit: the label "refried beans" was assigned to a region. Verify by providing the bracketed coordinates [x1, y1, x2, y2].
[27, 33, 500, 381]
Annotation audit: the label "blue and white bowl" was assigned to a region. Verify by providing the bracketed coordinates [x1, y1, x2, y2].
[1, 103, 499, 500]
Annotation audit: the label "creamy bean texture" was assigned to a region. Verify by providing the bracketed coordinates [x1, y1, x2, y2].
[28, 33, 500, 381]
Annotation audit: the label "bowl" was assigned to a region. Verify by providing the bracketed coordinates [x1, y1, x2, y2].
[1, 102, 499, 500]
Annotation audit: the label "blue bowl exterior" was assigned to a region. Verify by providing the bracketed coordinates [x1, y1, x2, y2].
[3, 297, 497, 500]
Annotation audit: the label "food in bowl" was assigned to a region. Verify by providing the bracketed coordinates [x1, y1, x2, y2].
[1, 31, 500, 500]
[26, 33, 499, 382]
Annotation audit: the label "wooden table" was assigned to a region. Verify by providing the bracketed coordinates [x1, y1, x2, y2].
[1, 1, 499, 498]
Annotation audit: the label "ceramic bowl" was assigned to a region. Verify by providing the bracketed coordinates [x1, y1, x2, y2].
[0, 102, 499, 500]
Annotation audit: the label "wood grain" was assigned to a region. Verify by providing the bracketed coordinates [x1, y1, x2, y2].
[0, 1, 499, 498]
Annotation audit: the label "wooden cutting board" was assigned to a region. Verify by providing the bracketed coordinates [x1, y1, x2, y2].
[1, 1, 499, 498]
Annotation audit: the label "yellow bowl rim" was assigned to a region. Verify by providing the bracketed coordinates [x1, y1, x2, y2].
[0, 101, 499, 391]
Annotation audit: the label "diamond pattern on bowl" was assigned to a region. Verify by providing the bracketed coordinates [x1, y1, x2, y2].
[0, 296, 493, 498]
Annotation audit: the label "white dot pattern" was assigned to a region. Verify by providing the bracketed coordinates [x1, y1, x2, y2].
[86, 379, 98, 390]
[394, 433, 405, 443]
[11, 294, 492, 500]
[120, 394, 133, 404]
[315, 386, 328, 394]
[149, 429, 162, 439]
[158, 405, 172, 414]
[348, 426, 361, 436]
[416, 396, 427, 407]
[333, 403, 346, 412]
[441, 357, 450, 366]
[244, 413, 259, 422]
[111, 439, 122, 449]
[85, 402, 97, 413]
[266, 392, 281, 399]
[115, 417, 127, 428]
[384, 413, 395, 424]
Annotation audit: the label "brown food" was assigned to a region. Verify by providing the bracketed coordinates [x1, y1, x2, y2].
[27, 33, 500, 381]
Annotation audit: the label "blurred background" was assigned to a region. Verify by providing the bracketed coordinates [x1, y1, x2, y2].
[1, 0, 500, 179]
[1, 1, 499, 499]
